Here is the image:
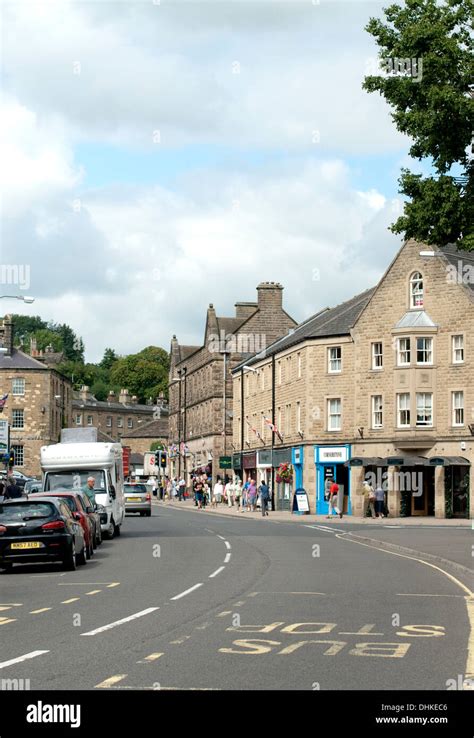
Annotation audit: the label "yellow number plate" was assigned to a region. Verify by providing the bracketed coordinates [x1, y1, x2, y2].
[10, 542, 43, 550]
[127, 497, 139, 502]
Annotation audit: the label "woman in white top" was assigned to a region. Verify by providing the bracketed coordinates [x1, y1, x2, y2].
[212, 478, 224, 507]
[225, 478, 234, 507]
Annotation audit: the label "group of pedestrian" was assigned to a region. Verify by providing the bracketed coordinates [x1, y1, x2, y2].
[361, 480, 386, 518]
[189, 474, 271, 515]
[150, 476, 187, 501]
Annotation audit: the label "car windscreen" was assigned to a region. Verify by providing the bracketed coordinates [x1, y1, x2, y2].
[124, 484, 147, 494]
[0, 502, 56, 521]
[49, 496, 76, 512]
[44, 470, 106, 493]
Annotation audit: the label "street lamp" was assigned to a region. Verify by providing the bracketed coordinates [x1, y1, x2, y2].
[0, 296, 35, 303]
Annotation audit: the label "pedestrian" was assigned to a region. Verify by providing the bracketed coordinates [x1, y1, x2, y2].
[258, 479, 270, 517]
[212, 477, 224, 507]
[233, 477, 242, 509]
[374, 484, 385, 518]
[328, 478, 342, 519]
[225, 477, 234, 507]
[361, 480, 376, 518]
[83, 476, 96, 506]
[171, 478, 178, 499]
[194, 477, 204, 509]
[325, 476, 334, 518]
[178, 476, 186, 501]
[151, 477, 158, 498]
[248, 478, 257, 511]
[4, 479, 22, 500]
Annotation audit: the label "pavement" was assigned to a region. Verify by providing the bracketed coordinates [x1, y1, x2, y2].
[0, 504, 472, 695]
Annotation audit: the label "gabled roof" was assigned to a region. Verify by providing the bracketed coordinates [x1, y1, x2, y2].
[0, 348, 49, 370]
[233, 287, 375, 370]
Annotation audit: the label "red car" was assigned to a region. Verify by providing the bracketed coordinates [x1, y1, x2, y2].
[32, 492, 95, 560]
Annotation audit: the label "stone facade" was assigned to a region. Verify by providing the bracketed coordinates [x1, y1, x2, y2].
[231, 241, 474, 519]
[121, 418, 169, 456]
[0, 316, 72, 478]
[168, 283, 297, 483]
[72, 386, 167, 443]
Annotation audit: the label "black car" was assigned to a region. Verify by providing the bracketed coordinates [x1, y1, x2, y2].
[0, 497, 87, 572]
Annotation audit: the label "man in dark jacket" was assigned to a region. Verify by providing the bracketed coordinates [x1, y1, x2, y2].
[259, 480, 270, 517]
[4, 479, 22, 499]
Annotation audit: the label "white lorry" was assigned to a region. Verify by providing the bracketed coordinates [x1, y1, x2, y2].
[40, 441, 125, 539]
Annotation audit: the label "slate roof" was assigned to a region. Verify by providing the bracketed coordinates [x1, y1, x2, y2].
[0, 348, 49, 370]
[120, 418, 169, 439]
[440, 243, 474, 292]
[233, 287, 375, 370]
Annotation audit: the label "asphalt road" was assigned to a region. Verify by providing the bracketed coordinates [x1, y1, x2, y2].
[0, 504, 472, 692]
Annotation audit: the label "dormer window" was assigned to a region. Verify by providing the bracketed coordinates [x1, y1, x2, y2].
[410, 272, 424, 308]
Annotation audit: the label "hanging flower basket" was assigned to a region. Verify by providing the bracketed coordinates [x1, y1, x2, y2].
[276, 462, 293, 484]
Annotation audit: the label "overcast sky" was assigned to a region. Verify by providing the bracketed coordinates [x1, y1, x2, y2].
[1, 0, 416, 362]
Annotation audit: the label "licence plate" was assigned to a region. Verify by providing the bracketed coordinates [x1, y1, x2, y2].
[127, 497, 140, 502]
[10, 542, 43, 550]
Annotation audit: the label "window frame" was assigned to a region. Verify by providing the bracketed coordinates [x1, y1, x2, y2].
[397, 393, 411, 428]
[410, 271, 424, 308]
[452, 391, 464, 427]
[327, 398, 342, 432]
[371, 395, 383, 429]
[415, 392, 433, 427]
[371, 342, 383, 370]
[328, 346, 342, 374]
[416, 337, 433, 365]
[397, 337, 411, 366]
[12, 377, 25, 396]
[12, 409, 25, 430]
[452, 334, 464, 364]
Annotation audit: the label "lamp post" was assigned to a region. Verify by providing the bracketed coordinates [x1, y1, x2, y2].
[171, 373, 185, 480]
[240, 364, 257, 484]
[0, 296, 35, 303]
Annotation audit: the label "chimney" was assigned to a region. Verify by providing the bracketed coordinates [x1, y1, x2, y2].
[256, 282, 283, 311]
[119, 388, 130, 405]
[79, 385, 90, 401]
[235, 302, 258, 320]
[30, 336, 38, 356]
[0, 315, 14, 357]
[130, 395, 138, 405]
[107, 390, 116, 404]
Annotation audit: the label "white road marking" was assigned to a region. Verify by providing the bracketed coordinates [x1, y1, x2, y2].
[224, 541, 231, 550]
[61, 598, 80, 604]
[171, 584, 203, 601]
[397, 593, 465, 598]
[85, 590, 102, 595]
[81, 607, 159, 636]
[224, 553, 231, 563]
[209, 566, 225, 578]
[217, 535, 226, 540]
[0, 650, 49, 670]
[137, 653, 163, 663]
[217, 611, 232, 617]
[30, 608, 52, 614]
[305, 524, 345, 533]
[95, 674, 127, 688]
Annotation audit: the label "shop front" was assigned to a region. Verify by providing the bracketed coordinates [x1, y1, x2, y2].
[257, 450, 272, 486]
[315, 445, 351, 516]
[273, 447, 293, 511]
[242, 452, 257, 483]
[232, 453, 243, 481]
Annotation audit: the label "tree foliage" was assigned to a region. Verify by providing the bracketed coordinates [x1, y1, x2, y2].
[363, 0, 474, 249]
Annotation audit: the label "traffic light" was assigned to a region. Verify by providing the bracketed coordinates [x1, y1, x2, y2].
[160, 453, 166, 468]
[8, 450, 14, 468]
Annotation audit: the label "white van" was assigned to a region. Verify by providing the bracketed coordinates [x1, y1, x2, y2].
[40, 442, 125, 539]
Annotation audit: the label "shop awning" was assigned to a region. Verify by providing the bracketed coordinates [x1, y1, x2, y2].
[381, 455, 428, 466]
[344, 457, 385, 467]
[425, 456, 470, 466]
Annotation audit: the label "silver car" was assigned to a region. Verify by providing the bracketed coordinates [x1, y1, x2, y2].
[124, 483, 152, 517]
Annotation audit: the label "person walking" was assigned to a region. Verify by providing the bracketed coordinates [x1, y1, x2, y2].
[374, 484, 385, 518]
[194, 477, 204, 509]
[248, 478, 257, 511]
[4, 478, 22, 500]
[212, 477, 224, 508]
[225, 477, 234, 507]
[234, 477, 242, 510]
[178, 476, 186, 501]
[258, 479, 270, 516]
[362, 480, 376, 518]
[328, 478, 343, 519]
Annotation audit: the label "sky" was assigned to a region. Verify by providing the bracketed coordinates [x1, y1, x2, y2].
[1, 0, 418, 362]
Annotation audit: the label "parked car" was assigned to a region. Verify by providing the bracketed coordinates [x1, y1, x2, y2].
[75, 491, 102, 548]
[31, 491, 95, 559]
[0, 497, 86, 572]
[24, 479, 43, 495]
[124, 483, 152, 516]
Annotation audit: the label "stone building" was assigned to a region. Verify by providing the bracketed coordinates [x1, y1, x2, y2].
[120, 418, 169, 456]
[72, 386, 168, 443]
[0, 316, 72, 477]
[231, 241, 474, 519]
[168, 282, 297, 483]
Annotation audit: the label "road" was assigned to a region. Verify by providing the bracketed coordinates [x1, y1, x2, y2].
[0, 503, 472, 692]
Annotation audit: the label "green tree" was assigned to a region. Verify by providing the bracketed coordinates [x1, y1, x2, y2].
[363, 0, 474, 249]
[100, 347, 119, 371]
[110, 346, 169, 404]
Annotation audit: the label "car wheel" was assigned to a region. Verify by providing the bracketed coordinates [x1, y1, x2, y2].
[77, 544, 87, 566]
[113, 522, 121, 537]
[104, 518, 115, 540]
[146, 511, 152, 517]
[63, 543, 76, 571]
